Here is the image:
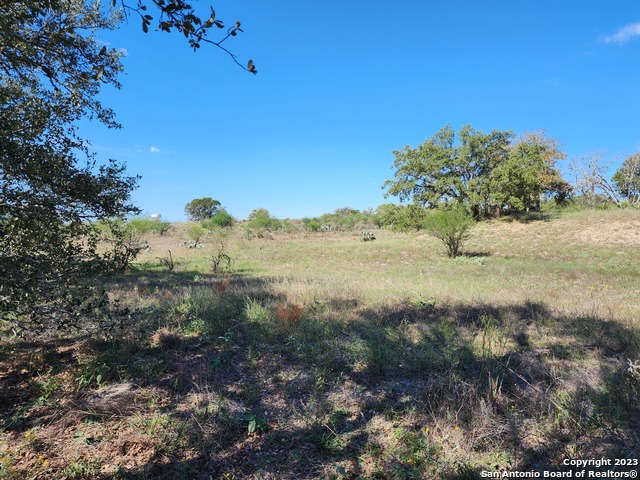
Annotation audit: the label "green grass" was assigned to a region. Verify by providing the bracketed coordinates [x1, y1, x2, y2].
[1, 209, 640, 479]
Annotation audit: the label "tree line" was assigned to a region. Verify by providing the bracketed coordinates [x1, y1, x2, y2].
[382, 124, 639, 220]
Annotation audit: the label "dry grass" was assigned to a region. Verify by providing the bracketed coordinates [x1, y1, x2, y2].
[1, 209, 639, 479]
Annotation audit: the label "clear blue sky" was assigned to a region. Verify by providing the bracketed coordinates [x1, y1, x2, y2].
[82, 1, 640, 221]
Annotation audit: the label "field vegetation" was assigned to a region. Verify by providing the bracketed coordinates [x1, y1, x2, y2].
[5, 3, 640, 479]
[1, 208, 639, 479]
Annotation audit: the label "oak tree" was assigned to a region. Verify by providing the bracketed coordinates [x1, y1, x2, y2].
[0, 1, 142, 331]
[384, 125, 570, 218]
[1, 1, 254, 331]
[185, 197, 221, 221]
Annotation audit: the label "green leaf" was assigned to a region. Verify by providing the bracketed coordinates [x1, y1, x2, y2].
[142, 21, 148, 33]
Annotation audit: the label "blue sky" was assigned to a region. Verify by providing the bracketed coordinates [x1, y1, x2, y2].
[83, 1, 640, 221]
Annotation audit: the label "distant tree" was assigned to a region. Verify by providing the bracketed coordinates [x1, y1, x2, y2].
[375, 204, 403, 229]
[384, 125, 569, 217]
[383, 124, 513, 217]
[569, 153, 622, 207]
[612, 153, 640, 205]
[317, 207, 378, 231]
[185, 197, 221, 221]
[333, 207, 359, 217]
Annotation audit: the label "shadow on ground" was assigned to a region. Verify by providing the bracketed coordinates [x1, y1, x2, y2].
[1, 269, 638, 479]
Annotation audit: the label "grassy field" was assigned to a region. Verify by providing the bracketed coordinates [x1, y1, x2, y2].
[1, 209, 639, 479]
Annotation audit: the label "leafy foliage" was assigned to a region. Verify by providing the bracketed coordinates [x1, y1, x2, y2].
[489, 132, 571, 213]
[126, 217, 171, 235]
[117, 0, 257, 73]
[0, 1, 139, 331]
[98, 219, 149, 272]
[384, 125, 569, 218]
[187, 225, 206, 245]
[246, 208, 281, 232]
[201, 208, 234, 229]
[302, 217, 322, 232]
[375, 203, 428, 232]
[185, 197, 221, 221]
[317, 207, 378, 231]
[422, 208, 474, 258]
[300, 207, 379, 233]
[612, 153, 640, 205]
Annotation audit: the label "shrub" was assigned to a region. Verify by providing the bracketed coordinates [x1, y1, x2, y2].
[376, 203, 429, 232]
[187, 226, 206, 246]
[302, 217, 321, 232]
[209, 228, 233, 273]
[126, 218, 155, 234]
[247, 208, 281, 231]
[126, 217, 172, 236]
[202, 209, 234, 229]
[150, 220, 173, 236]
[99, 219, 149, 272]
[422, 208, 474, 258]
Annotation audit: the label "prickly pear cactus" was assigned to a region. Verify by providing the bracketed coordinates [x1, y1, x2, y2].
[361, 231, 376, 242]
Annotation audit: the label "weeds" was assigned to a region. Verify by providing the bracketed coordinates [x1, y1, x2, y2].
[157, 250, 175, 271]
[2, 211, 640, 478]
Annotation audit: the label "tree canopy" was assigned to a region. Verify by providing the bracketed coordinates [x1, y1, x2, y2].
[1, 1, 253, 331]
[0, 1, 141, 330]
[384, 125, 570, 217]
[185, 197, 221, 221]
[612, 153, 640, 205]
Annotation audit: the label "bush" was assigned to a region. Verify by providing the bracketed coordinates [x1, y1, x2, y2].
[202, 209, 234, 229]
[422, 208, 474, 258]
[124, 217, 172, 236]
[126, 218, 155, 235]
[150, 220, 173, 236]
[98, 219, 149, 272]
[376, 203, 429, 232]
[302, 217, 321, 232]
[209, 228, 233, 273]
[188, 226, 207, 246]
[317, 207, 378, 231]
[246, 208, 281, 232]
